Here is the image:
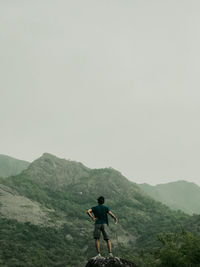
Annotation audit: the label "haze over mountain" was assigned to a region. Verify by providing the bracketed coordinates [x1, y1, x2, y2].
[0, 153, 189, 266]
[1, 0, 200, 187]
[139, 181, 200, 215]
[0, 154, 29, 177]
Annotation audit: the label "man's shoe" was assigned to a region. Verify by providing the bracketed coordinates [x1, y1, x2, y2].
[92, 253, 102, 259]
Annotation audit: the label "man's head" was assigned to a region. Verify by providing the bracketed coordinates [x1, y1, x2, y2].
[97, 196, 105, 205]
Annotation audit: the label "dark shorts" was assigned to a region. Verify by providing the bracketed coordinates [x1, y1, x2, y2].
[93, 223, 110, 240]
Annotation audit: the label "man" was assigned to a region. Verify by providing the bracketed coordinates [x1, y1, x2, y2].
[87, 196, 118, 257]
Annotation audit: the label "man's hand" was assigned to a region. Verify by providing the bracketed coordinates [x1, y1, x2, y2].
[108, 211, 118, 224]
[87, 208, 98, 223]
[92, 217, 98, 222]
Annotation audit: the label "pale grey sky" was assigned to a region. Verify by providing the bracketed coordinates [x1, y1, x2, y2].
[1, 0, 200, 185]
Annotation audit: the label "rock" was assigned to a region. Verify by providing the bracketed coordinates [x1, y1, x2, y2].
[85, 256, 138, 267]
[65, 234, 73, 241]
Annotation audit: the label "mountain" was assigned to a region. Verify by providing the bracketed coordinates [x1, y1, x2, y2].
[0, 153, 189, 266]
[138, 180, 200, 215]
[0, 154, 29, 177]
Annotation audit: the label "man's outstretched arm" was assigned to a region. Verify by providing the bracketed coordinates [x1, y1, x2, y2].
[108, 211, 118, 224]
[87, 208, 97, 222]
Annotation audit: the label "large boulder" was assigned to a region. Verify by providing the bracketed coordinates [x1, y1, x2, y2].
[85, 256, 138, 267]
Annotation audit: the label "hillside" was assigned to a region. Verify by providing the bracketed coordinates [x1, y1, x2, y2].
[0, 154, 29, 177]
[0, 153, 189, 266]
[138, 181, 200, 215]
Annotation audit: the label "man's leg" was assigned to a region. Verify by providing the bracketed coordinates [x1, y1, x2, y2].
[106, 239, 112, 253]
[102, 224, 112, 254]
[95, 239, 100, 253]
[94, 224, 101, 256]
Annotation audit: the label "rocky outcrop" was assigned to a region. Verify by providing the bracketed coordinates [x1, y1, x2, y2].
[85, 256, 138, 267]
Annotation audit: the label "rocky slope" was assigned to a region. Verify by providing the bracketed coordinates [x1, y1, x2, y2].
[0, 184, 52, 225]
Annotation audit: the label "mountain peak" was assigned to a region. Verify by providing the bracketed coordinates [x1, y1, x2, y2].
[41, 152, 61, 159]
[42, 152, 56, 157]
[24, 153, 90, 188]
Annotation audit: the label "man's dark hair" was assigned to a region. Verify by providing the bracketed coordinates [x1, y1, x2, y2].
[97, 196, 104, 205]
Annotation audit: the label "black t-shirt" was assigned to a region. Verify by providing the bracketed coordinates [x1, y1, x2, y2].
[91, 204, 110, 225]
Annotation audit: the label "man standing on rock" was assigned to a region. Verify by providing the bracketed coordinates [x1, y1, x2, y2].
[87, 196, 118, 257]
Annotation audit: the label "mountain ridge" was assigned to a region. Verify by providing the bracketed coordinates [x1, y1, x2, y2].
[0, 154, 29, 177]
[138, 180, 200, 215]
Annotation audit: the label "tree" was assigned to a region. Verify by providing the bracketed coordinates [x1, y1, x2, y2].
[155, 229, 200, 267]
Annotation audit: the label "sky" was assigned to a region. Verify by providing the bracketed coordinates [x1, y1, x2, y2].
[1, 0, 200, 185]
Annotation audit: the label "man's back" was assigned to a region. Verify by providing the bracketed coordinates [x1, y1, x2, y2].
[92, 204, 110, 224]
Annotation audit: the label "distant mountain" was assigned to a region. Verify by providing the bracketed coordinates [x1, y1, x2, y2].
[0, 154, 29, 177]
[0, 153, 189, 266]
[138, 180, 200, 215]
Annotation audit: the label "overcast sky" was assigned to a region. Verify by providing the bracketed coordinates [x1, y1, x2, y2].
[1, 0, 200, 185]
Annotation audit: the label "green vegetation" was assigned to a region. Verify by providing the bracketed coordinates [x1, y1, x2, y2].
[2, 217, 200, 266]
[0, 153, 199, 266]
[155, 229, 200, 266]
[0, 218, 87, 267]
[118, 228, 200, 267]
